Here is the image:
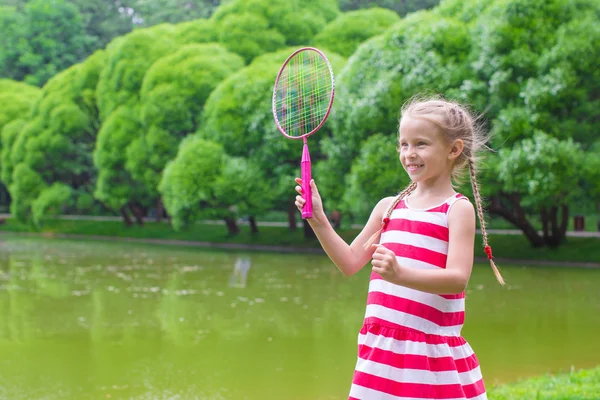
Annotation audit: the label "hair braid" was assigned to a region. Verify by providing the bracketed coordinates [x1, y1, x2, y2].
[469, 159, 505, 285]
[363, 181, 417, 250]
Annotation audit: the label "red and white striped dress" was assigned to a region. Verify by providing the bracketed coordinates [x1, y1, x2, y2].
[349, 193, 487, 400]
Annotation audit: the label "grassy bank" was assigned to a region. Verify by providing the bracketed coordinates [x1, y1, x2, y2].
[489, 366, 600, 399]
[0, 217, 599, 264]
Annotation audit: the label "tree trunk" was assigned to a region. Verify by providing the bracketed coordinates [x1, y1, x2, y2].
[129, 203, 145, 225]
[224, 216, 240, 235]
[303, 219, 316, 239]
[156, 198, 165, 223]
[546, 205, 569, 248]
[488, 193, 545, 247]
[540, 206, 549, 241]
[288, 198, 297, 231]
[120, 206, 133, 227]
[249, 216, 258, 234]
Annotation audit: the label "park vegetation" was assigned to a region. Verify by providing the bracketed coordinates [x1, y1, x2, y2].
[0, 0, 598, 250]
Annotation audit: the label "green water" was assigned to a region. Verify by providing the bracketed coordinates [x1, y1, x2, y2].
[0, 237, 598, 400]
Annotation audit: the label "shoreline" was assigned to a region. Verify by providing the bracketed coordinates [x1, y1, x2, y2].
[2, 231, 599, 269]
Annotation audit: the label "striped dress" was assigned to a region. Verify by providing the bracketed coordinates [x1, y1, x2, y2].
[349, 193, 487, 400]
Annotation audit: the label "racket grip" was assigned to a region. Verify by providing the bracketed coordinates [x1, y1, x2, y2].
[301, 143, 312, 219]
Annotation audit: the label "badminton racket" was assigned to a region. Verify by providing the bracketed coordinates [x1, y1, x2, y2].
[272, 47, 335, 219]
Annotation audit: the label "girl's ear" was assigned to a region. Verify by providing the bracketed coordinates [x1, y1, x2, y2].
[449, 139, 464, 160]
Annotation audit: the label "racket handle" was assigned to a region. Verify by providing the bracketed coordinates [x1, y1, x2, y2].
[301, 143, 312, 219]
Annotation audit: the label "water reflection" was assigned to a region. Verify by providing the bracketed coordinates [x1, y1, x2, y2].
[229, 256, 252, 289]
[0, 238, 598, 399]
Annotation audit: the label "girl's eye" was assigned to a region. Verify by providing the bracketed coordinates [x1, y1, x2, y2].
[417, 142, 426, 146]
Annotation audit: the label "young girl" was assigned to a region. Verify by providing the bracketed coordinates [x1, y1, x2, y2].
[294, 97, 504, 400]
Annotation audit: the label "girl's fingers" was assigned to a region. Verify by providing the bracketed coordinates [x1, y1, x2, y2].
[295, 185, 302, 194]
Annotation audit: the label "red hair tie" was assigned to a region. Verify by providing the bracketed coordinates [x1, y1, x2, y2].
[382, 217, 390, 229]
[484, 245, 493, 260]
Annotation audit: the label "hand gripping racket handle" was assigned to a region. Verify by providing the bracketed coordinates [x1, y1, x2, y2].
[301, 141, 312, 219]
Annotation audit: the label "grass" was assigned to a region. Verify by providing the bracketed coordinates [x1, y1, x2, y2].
[488, 366, 600, 399]
[0, 217, 599, 264]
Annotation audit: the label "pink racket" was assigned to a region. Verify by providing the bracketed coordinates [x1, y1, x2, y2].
[272, 47, 335, 219]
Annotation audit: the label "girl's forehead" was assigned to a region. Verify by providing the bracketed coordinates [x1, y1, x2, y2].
[399, 116, 443, 139]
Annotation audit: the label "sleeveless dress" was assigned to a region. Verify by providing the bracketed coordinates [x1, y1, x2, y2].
[349, 193, 487, 400]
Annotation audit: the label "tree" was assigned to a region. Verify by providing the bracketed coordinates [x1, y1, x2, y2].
[312, 7, 400, 58]
[342, 133, 410, 220]
[158, 137, 234, 233]
[0, 79, 40, 133]
[5, 50, 104, 225]
[93, 105, 150, 226]
[460, 0, 600, 247]
[339, 0, 440, 16]
[198, 47, 346, 235]
[210, 0, 339, 62]
[0, 79, 40, 206]
[0, 0, 93, 86]
[125, 43, 244, 220]
[323, 11, 472, 210]
[494, 132, 584, 247]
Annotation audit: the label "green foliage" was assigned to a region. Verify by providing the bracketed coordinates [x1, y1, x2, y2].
[0, 79, 40, 132]
[489, 366, 600, 399]
[126, 43, 244, 201]
[172, 18, 218, 45]
[324, 11, 471, 206]
[0, 119, 26, 185]
[339, 0, 440, 16]
[95, 27, 175, 120]
[496, 132, 583, 208]
[211, 0, 339, 62]
[342, 133, 410, 218]
[93, 105, 148, 211]
[9, 163, 44, 222]
[5, 50, 104, 223]
[313, 7, 399, 58]
[0, 0, 93, 86]
[31, 182, 72, 226]
[214, 157, 273, 218]
[158, 137, 226, 230]
[200, 47, 346, 210]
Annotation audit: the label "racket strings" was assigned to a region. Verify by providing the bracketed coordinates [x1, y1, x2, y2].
[274, 51, 333, 138]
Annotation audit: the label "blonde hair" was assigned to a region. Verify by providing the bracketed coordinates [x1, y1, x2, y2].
[365, 96, 504, 285]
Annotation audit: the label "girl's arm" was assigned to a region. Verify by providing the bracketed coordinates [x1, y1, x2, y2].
[372, 199, 476, 294]
[295, 178, 393, 276]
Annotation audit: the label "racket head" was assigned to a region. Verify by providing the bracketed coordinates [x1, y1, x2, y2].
[272, 47, 335, 140]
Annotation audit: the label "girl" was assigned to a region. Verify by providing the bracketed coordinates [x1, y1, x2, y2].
[294, 97, 504, 400]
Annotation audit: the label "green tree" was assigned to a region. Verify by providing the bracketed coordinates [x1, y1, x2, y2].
[0, 79, 40, 205]
[95, 27, 176, 120]
[495, 132, 584, 247]
[210, 0, 339, 62]
[93, 105, 149, 226]
[158, 137, 234, 233]
[0, 79, 40, 133]
[199, 47, 346, 234]
[342, 133, 410, 220]
[312, 7, 400, 58]
[323, 11, 471, 211]
[339, 0, 440, 16]
[126, 43, 244, 219]
[0, 0, 93, 86]
[5, 50, 104, 225]
[461, 0, 600, 246]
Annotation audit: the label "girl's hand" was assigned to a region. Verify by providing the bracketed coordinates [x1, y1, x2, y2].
[294, 178, 326, 225]
[371, 244, 402, 284]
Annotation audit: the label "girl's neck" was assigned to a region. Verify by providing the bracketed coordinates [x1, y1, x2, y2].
[412, 174, 455, 199]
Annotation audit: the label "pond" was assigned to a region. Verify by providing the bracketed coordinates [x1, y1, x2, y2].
[0, 236, 598, 399]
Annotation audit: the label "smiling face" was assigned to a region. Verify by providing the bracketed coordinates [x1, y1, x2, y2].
[398, 115, 463, 184]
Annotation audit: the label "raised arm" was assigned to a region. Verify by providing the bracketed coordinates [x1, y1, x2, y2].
[295, 178, 394, 276]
